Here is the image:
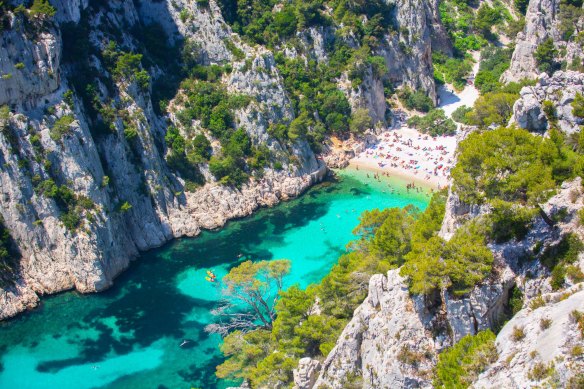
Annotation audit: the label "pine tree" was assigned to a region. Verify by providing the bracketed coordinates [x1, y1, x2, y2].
[29, 0, 56, 18]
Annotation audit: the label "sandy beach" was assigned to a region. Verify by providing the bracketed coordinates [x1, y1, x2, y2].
[350, 127, 457, 189]
[437, 51, 481, 118]
[343, 55, 480, 189]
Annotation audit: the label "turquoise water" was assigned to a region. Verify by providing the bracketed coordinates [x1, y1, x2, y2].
[0, 168, 429, 389]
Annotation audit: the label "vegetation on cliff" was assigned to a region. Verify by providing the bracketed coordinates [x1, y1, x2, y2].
[215, 191, 448, 386]
[434, 330, 498, 388]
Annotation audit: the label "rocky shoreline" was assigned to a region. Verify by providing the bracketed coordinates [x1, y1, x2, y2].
[0, 162, 328, 321]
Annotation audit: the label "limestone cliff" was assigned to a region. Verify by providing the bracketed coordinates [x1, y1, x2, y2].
[302, 176, 584, 388]
[0, 0, 437, 320]
[0, 0, 325, 320]
[312, 270, 436, 389]
[511, 70, 584, 134]
[502, 0, 583, 82]
[473, 284, 584, 388]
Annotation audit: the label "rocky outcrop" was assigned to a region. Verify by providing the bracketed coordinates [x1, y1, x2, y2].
[0, 0, 328, 320]
[512, 71, 584, 134]
[381, 0, 437, 104]
[0, 17, 61, 109]
[293, 358, 321, 389]
[473, 285, 584, 388]
[138, 0, 233, 63]
[444, 281, 515, 343]
[439, 189, 482, 241]
[309, 176, 584, 388]
[502, 0, 559, 82]
[51, 0, 89, 23]
[313, 270, 435, 389]
[502, 0, 584, 83]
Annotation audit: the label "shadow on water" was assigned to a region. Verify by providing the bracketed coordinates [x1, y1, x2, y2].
[0, 172, 429, 389]
[25, 181, 337, 371]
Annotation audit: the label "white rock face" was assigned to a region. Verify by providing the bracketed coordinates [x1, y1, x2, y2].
[502, 0, 584, 83]
[313, 270, 435, 389]
[138, 0, 232, 63]
[293, 358, 321, 389]
[473, 286, 584, 388]
[0, 0, 327, 320]
[512, 71, 584, 134]
[502, 0, 560, 82]
[444, 281, 514, 343]
[50, 0, 89, 23]
[0, 18, 61, 108]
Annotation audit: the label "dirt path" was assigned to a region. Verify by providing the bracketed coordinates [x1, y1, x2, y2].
[437, 51, 481, 118]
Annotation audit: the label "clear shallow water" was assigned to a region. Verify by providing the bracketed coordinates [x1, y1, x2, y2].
[0, 168, 429, 389]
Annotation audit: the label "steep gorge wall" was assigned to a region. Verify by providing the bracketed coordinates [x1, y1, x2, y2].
[503, 0, 583, 82]
[0, 0, 437, 320]
[0, 0, 325, 320]
[299, 178, 584, 388]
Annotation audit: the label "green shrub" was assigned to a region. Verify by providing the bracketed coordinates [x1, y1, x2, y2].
[567, 373, 584, 389]
[401, 197, 494, 297]
[434, 330, 498, 389]
[508, 286, 524, 315]
[124, 126, 139, 141]
[223, 38, 245, 61]
[557, 0, 584, 41]
[29, 0, 56, 18]
[50, 115, 75, 141]
[451, 127, 568, 206]
[433, 52, 473, 91]
[397, 345, 424, 367]
[0, 217, 20, 288]
[398, 87, 434, 112]
[511, 326, 525, 341]
[190, 134, 212, 162]
[59, 211, 81, 231]
[527, 361, 555, 381]
[551, 265, 567, 290]
[36, 178, 93, 231]
[14, 62, 25, 70]
[488, 200, 536, 243]
[475, 46, 513, 94]
[534, 38, 559, 75]
[466, 92, 518, 128]
[63, 90, 74, 107]
[209, 155, 248, 187]
[0, 105, 9, 129]
[118, 201, 132, 213]
[540, 317, 552, 330]
[515, 0, 529, 14]
[572, 310, 584, 337]
[349, 108, 372, 133]
[530, 295, 547, 310]
[407, 109, 457, 136]
[541, 233, 584, 290]
[452, 106, 472, 124]
[443, 221, 494, 296]
[572, 92, 584, 118]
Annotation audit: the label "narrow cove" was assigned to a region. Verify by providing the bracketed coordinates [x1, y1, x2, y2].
[0, 168, 430, 389]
